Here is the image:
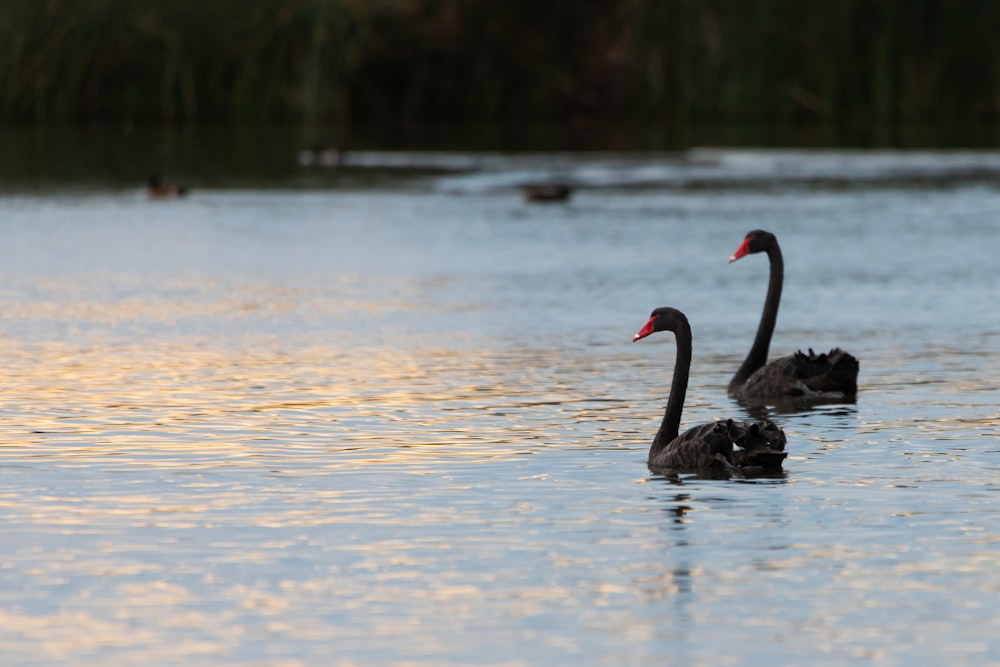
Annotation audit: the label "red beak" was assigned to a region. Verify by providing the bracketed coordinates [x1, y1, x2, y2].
[728, 236, 751, 263]
[632, 316, 657, 342]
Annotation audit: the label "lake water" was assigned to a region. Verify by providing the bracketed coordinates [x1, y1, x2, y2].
[1, 144, 999, 666]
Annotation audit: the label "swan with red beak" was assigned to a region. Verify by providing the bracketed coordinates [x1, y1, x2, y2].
[631, 306, 787, 474]
[727, 229, 859, 401]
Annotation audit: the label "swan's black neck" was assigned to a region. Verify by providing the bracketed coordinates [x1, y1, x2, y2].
[651, 316, 692, 457]
[729, 241, 783, 391]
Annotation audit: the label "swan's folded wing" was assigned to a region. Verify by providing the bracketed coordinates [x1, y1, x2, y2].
[648, 421, 734, 470]
[730, 418, 787, 469]
[793, 347, 859, 395]
[738, 350, 858, 400]
[648, 419, 786, 473]
[733, 418, 787, 452]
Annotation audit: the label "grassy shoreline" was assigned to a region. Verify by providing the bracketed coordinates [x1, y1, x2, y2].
[2, 0, 998, 129]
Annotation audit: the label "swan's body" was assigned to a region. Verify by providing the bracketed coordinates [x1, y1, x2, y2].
[634, 307, 787, 474]
[728, 230, 858, 401]
[732, 346, 859, 400]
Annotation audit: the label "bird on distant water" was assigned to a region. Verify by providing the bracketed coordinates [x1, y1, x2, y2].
[297, 145, 346, 167]
[522, 183, 572, 203]
[146, 175, 189, 198]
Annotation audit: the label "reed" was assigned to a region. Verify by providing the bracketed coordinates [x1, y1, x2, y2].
[1, 0, 997, 129]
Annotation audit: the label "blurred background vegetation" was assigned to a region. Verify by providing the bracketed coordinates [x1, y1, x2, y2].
[1, 0, 998, 146]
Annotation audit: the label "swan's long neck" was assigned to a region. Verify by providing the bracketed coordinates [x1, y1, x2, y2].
[651, 319, 692, 457]
[729, 242, 783, 391]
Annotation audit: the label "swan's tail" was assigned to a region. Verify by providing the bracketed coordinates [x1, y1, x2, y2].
[727, 419, 787, 470]
[794, 347, 859, 396]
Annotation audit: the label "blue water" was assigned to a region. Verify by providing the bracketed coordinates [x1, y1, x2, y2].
[0, 148, 999, 666]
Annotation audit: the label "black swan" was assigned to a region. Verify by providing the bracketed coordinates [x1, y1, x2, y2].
[633, 307, 787, 473]
[728, 230, 859, 401]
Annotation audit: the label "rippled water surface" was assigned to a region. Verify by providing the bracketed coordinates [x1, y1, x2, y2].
[1, 149, 1000, 666]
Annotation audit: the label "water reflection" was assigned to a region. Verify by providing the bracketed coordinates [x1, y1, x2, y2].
[735, 397, 859, 421]
[664, 493, 694, 525]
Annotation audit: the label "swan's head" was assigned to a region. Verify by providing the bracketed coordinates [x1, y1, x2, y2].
[633, 307, 688, 342]
[729, 229, 776, 263]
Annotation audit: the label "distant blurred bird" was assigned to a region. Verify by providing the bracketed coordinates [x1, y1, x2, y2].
[298, 145, 346, 167]
[522, 183, 572, 203]
[147, 175, 189, 198]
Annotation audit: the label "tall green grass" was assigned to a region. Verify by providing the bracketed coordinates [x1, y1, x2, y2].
[1, 0, 997, 129]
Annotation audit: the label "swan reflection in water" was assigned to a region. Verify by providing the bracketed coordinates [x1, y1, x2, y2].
[735, 397, 859, 423]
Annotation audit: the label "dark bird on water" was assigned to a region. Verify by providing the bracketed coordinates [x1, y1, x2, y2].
[633, 307, 788, 474]
[727, 230, 859, 402]
[147, 175, 189, 199]
[297, 145, 346, 168]
[522, 184, 572, 203]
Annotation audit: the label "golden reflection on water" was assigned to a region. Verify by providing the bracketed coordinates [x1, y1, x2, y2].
[0, 322, 636, 663]
[0, 330, 604, 470]
[0, 309, 693, 662]
[3, 185, 1000, 664]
